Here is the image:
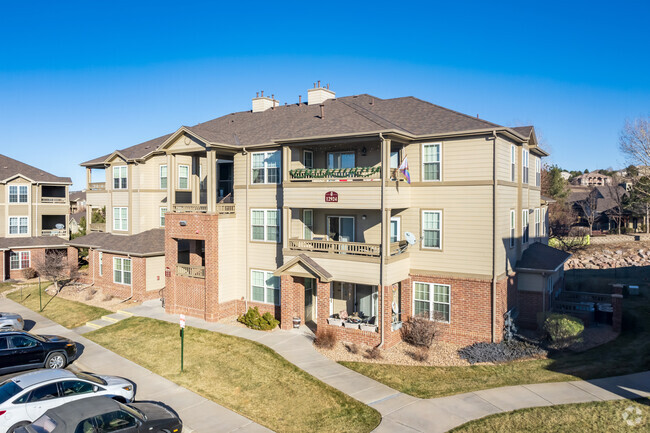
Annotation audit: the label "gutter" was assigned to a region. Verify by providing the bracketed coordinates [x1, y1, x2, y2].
[378, 132, 386, 348]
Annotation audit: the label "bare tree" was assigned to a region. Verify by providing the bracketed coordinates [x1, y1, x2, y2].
[619, 117, 650, 168]
[576, 187, 599, 235]
[32, 250, 78, 293]
[605, 175, 626, 234]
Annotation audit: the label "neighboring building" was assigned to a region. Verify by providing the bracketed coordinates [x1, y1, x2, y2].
[0, 154, 76, 280]
[72, 86, 556, 346]
[568, 185, 642, 232]
[560, 171, 571, 180]
[573, 171, 612, 186]
[69, 190, 87, 213]
[69, 211, 85, 235]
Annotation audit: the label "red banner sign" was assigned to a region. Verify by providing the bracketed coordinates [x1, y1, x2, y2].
[325, 191, 338, 203]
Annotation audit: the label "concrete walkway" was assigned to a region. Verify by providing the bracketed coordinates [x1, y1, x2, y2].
[0, 298, 271, 433]
[125, 300, 650, 433]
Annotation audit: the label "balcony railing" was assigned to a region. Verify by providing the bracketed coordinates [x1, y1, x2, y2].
[216, 203, 235, 214]
[89, 182, 106, 191]
[41, 229, 67, 237]
[288, 239, 381, 257]
[89, 222, 106, 232]
[390, 241, 409, 256]
[173, 204, 208, 213]
[41, 197, 67, 204]
[176, 264, 206, 279]
[289, 166, 381, 182]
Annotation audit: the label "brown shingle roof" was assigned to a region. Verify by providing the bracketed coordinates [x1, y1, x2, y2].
[516, 242, 571, 272]
[510, 126, 534, 138]
[69, 191, 86, 202]
[0, 236, 69, 250]
[0, 154, 72, 184]
[69, 211, 85, 224]
[67, 229, 164, 256]
[82, 94, 513, 165]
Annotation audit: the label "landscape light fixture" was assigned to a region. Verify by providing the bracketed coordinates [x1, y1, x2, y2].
[179, 221, 187, 226]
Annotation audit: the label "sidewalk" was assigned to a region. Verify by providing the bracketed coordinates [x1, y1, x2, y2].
[127, 300, 650, 433]
[0, 298, 271, 433]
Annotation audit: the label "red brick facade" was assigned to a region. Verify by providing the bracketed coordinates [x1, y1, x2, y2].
[2, 246, 77, 281]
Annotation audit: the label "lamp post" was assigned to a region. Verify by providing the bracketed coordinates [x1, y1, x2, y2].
[39, 276, 42, 312]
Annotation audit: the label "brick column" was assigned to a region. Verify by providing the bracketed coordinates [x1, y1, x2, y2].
[280, 275, 295, 330]
[400, 277, 412, 322]
[612, 284, 623, 333]
[316, 280, 330, 328]
[67, 247, 78, 277]
[164, 236, 178, 315]
[204, 221, 219, 321]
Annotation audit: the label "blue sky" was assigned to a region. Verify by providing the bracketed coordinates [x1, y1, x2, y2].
[1, 0, 648, 188]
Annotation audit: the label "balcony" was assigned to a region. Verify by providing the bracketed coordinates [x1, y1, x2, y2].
[288, 239, 407, 258]
[41, 229, 67, 238]
[173, 204, 208, 213]
[89, 223, 106, 232]
[289, 166, 381, 182]
[89, 182, 106, 191]
[41, 197, 67, 204]
[176, 264, 205, 279]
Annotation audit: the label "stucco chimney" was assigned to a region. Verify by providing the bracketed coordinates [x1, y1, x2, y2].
[307, 82, 335, 105]
[252, 91, 280, 112]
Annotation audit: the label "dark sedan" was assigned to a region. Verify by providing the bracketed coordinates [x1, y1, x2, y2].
[0, 330, 77, 374]
[16, 396, 183, 433]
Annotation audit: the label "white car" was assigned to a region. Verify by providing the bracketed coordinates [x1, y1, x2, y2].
[0, 369, 135, 433]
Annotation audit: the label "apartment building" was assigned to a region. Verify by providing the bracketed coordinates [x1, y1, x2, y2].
[0, 154, 76, 280]
[72, 85, 569, 346]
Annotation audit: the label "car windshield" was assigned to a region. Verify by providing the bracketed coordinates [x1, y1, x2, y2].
[22, 331, 46, 343]
[119, 402, 146, 421]
[74, 372, 107, 386]
[0, 380, 23, 404]
[29, 415, 58, 433]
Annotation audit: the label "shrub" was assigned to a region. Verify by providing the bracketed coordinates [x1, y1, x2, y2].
[313, 327, 337, 349]
[345, 343, 359, 354]
[401, 315, 439, 348]
[458, 339, 547, 365]
[22, 268, 37, 279]
[408, 346, 429, 362]
[543, 313, 584, 345]
[237, 307, 279, 331]
[364, 346, 382, 360]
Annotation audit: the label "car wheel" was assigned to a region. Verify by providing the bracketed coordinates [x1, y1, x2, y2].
[8, 421, 30, 433]
[45, 352, 67, 369]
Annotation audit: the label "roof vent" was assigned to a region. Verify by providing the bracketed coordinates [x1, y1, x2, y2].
[252, 90, 280, 113]
[307, 80, 335, 105]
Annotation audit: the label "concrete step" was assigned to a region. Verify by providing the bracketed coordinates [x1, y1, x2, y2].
[72, 325, 97, 335]
[85, 318, 115, 329]
[116, 310, 134, 317]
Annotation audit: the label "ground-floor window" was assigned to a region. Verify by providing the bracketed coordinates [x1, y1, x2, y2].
[113, 257, 132, 285]
[9, 251, 30, 270]
[251, 270, 280, 305]
[413, 282, 450, 322]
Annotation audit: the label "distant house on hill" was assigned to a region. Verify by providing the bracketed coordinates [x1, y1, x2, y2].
[572, 171, 612, 186]
[568, 185, 647, 232]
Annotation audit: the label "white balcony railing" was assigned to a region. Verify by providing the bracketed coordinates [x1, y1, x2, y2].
[176, 264, 206, 279]
[173, 204, 208, 213]
[41, 229, 67, 237]
[288, 239, 380, 257]
[89, 182, 106, 191]
[89, 223, 106, 232]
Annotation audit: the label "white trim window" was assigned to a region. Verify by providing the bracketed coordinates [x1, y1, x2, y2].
[422, 210, 442, 249]
[160, 165, 168, 189]
[178, 165, 190, 189]
[251, 209, 280, 242]
[535, 208, 541, 239]
[113, 166, 128, 189]
[542, 207, 547, 237]
[511, 144, 516, 182]
[252, 151, 281, 184]
[9, 251, 30, 270]
[113, 257, 132, 285]
[9, 185, 28, 203]
[414, 282, 450, 322]
[390, 217, 401, 243]
[522, 149, 529, 184]
[303, 150, 313, 169]
[9, 217, 28, 235]
[422, 143, 441, 181]
[113, 207, 128, 231]
[509, 210, 515, 248]
[160, 207, 167, 227]
[99, 251, 103, 276]
[535, 157, 541, 187]
[303, 209, 313, 240]
[251, 270, 280, 305]
[522, 209, 529, 243]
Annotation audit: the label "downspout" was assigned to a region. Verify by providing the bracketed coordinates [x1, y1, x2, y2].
[491, 130, 498, 343]
[243, 147, 249, 311]
[378, 133, 386, 348]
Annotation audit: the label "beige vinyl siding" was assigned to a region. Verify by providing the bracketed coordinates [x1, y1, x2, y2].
[496, 137, 517, 182]
[496, 185, 518, 274]
[145, 256, 165, 292]
[440, 137, 493, 182]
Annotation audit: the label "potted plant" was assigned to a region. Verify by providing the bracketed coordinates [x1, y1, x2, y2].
[343, 321, 360, 329]
[360, 323, 378, 332]
[327, 317, 343, 326]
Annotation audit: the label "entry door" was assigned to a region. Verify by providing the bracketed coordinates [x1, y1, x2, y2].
[304, 278, 315, 322]
[327, 217, 354, 242]
[356, 285, 378, 319]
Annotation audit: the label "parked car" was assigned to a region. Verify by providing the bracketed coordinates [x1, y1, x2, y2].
[0, 313, 24, 331]
[0, 330, 77, 375]
[15, 396, 182, 433]
[0, 369, 136, 433]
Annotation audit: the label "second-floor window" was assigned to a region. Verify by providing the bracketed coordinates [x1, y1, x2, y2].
[422, 143, 441, 181]
[303, 209, 313, 239]
[178, 165, 190, 189]
[113, 207, 128, 231]
[160, 165, 168, 189]
[252, 151, 281, 184]
[113, 166, 127, 189]
[522, 209, 529, 243]
[113, 257, 132, 285]
[9, 185, 28, 203]
[160, 207, 167, 227]
[9, 217, 28, 234]
[535, 157, 541, 187]
[422, 210, 442, 249]
[522, 150, 529, 184]
[509, 210, 515, 248]
[251, 209, 280, 242]
[511, 145, 516, 182]
[535, 208, 541, 238]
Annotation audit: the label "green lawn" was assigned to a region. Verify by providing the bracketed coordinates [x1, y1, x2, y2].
[86, 317, 381, 433]
[342, 286, 650, 399]
[449, 398, 649, 432]
[8, 283, 111, 328]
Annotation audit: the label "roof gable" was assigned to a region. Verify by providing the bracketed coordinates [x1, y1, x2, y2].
[0, 154, 72, 184]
